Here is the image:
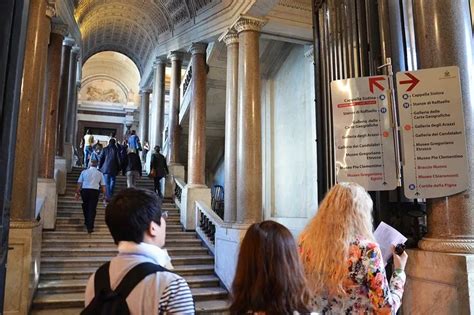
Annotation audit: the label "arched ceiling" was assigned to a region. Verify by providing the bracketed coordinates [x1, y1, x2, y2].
[75, 0, 215, 73]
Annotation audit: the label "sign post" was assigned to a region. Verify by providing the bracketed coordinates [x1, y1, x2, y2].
[396, 66, 468, 198]
[331, 76, 398, 191]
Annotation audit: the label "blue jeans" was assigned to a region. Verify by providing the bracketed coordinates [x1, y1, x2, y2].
[84, 146, 93, 166]
[103, 174, 116, 201]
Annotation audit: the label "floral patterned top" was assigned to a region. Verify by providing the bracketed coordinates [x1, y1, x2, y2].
[312, 238, 406, 314]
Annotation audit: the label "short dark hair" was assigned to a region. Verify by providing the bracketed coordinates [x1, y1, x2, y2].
[131, 130, 136, 135]
[105, 188, 162, 244]
[109, 138, 116, 145]
[230, 221, 311, 314]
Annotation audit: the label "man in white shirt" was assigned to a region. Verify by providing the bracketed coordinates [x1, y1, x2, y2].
[75, 158, 106, 233]
[84, 188, 195, 314]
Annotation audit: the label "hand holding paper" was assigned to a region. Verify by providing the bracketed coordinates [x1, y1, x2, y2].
[374, 221, 407, 265]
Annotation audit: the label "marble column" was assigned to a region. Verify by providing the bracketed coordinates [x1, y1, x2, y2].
[187, 43, 208, 185]
[154, 58, 166, 147]
[64, 46, 79, 170]
[403, 1, 474, 313]
[167, 51, 184, 164]
[139, 89, 151, 143]
[37, 24, 65, 229]
[234, 16, 266, 223]
[6, 0, 52, 313]
[222, 31, 239, 223]
[55, 37, 73, 157]
[164, 52, 185, 200]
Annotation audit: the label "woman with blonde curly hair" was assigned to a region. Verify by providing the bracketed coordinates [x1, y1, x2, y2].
[299, 182, 408, 314]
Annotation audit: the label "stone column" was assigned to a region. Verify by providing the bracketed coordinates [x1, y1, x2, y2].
[181, 43, 211, 230]
[139, 89, 151, 143]
[221, 31, 239, 223]
[154, 58, 166, 147]
[164, 51, 185, 199]
[37, 23, 65, 230]
[64, 46, 79, 171]
[234, 16, 266, 223]
[6, 1, 52, 313]
[403, 1, 474, 313]
[55, 37, 73, 157]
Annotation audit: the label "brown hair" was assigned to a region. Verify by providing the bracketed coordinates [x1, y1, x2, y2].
[230, 221, 311, 314]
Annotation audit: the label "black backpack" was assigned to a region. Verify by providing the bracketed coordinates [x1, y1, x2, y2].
[81, 262, 166, 315]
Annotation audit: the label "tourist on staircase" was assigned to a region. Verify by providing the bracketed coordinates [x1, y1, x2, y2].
[127, 129, 141, 152]
[75, 158, 106, 234]
[230, 221, 311, 314]
[99, 138, 122, 202]
[83, 189, 195, 314]
[150, 145, 168, 198]
[123, 149, 142, 188]
[83, 129, 95, 167]
[299, 183, 408, 314]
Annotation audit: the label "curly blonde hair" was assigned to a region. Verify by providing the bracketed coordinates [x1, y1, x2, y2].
[299, 182, 374, 296]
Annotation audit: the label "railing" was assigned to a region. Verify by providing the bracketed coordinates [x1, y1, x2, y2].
[180, 63, 193, 105]
[174, 177, 186, 210]
[195, 201, 224, 254]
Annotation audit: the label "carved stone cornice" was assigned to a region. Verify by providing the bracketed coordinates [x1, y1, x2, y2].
[51, 22, 69, 37]
[10, 220, 41, 229]
[168, 51, 186, 62]
[418, 237, 474, 254]
[233, 15, 267, 34]
[46, 4, 56, 19]
[219, 29, 239, 46]
[189, 42, 207, 55]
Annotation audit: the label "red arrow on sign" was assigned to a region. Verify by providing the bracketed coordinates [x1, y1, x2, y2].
[399, 73, 420, 92]
[369, 76, 385, 94]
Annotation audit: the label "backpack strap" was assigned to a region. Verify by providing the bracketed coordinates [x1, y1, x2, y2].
[114, 262, 167, 299]
[94, 262, 112, 296]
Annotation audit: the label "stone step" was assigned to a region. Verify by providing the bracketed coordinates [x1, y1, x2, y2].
[41, 255, 214, 268]
[55, 217, 181, 225]
[39, 264, 216, 281]
[41, 246, 209, 257]
[32, 288, 228, 309]
[37, 274, 221, 294]
[53, 224, 183, 232]
[42, 238, 202, 248]
[42, 231, 196, 239]
[31, 300, 231, 315]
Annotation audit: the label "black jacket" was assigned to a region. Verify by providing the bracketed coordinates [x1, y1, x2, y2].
[150, 152, 169, 178]
[99, 145, 121, 175]
[124, 152, 142, 174]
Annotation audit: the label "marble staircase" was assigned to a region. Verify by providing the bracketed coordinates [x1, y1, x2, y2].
[31, 167, 229, 314]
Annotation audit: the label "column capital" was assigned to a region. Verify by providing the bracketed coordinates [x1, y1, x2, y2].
[139, 88, 152, 95]
[153, 56, 167, 68]
[189, 42, 207, 55]
[233, 15, 267, 33]
[219, 29, 239, 46]
[46, 4, 56, 19]
[71, 45, 80, 55]
[168, 51, 186, 61]
[63, 37, 75, 47]
[51, 22, 68, 37]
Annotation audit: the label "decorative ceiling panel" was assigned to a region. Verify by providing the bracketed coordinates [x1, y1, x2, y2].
[76, 0, 216, 73]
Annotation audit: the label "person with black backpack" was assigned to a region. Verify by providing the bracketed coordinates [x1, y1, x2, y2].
[82, 188, 195, 314]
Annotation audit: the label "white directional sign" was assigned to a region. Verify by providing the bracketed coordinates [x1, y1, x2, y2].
[331, 76, 398, 191]
[396, 66, 468, 199]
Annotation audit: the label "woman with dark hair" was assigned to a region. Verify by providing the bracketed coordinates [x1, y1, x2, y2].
[230, 220, 311, 315]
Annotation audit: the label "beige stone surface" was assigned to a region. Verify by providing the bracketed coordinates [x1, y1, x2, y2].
[5, 221, 43, 315]
[165, 164, 185, 198]
[402, 249, 474, 314]
[54, 157, 67, 195]
[37, 178, 58, 230]
[181, 185, 211, 230]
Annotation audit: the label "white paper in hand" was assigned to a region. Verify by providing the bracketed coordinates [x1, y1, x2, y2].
[373, 221, 407, 265]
